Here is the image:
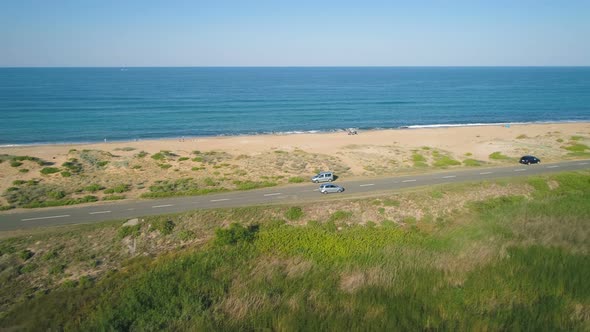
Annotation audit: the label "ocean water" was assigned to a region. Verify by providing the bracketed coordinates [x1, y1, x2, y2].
[0, 67, 589, 145]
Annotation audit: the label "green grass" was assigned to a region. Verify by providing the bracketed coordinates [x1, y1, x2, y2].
[433, 155, 461, 167]
[564, 143, 589, 152]
[463, 158, 482, 166]
[412, 153, 428, 167]
[489, 151, 511, 160]
[10, 161, 22, 167]
[284, 206, 304, 220]
[233, 180, 277, 191]
[104, 184, 130, 194]
[84, 184, 105, 193]
[1, 171, 589, 330]
[288, 176, 305, 183]
[103, 195, 125, 201]
[141, 178, 225, 198]
[570, 135, 584, 141]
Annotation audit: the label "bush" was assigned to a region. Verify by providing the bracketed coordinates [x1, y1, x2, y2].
[158, 163, 172, 169]
[204, 177, 217, 186]
[433, 156, 461, 167]
[564, 143, 589, 152]
[103, 195, 125, 201]
[328, 210, 353, 222]
[104, 184, 130, 194]
[12, 180, 26, 186]
[135, 151, 148, 158]
[97, 161, 109, 167]
[152, 220, 175, 235]
[463, 159, 482, 166]
[10, 161, 23, 167]
[233, 180, 276, 190]
[62, 159, 83, 173]
[177, 230, 195, 241]
[114, 147, 136, 151]
[19, 250, 34, 261]
[215, 223, 258, 245]
[178, 157, 189, 161]
[19, 169, 29, 173]
[40, 167, 60, 175]
[284, 207, 304, 220]
[84, 184, 105, 193]
[489, 152, 510, 160]
[61, 171, 71, 177]
[118, 224, 141, 239]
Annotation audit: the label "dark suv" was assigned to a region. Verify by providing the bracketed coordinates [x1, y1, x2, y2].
[519, 155, 541, 165]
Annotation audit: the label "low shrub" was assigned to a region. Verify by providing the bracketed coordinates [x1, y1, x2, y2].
[62, 159, 83, 173]
[215, 223, 258, 245]
[19, 169, 29, 173]
[178, 157, 189, 161]
[489, 151, 510, 160]
[118, 224, 141, 239]
[433, 156, 461, 167]
[10, 161, 23, 167]
[18, 250, 34, 261]
[177, 230, 195, 241]
[61, 171, 71, 177]
[284, 207, 304, 220]
[233, 180, 277, 190]
[104, 184, 130, 194]
[103, 195, 125, 201]
[152, 219, 175, 235]
[288, 176, 305, 183]
[40, 167, 60, 175]
[463, 158, 482, 166]
[135, 151, 148, 158]
[84, 184, 105, 193]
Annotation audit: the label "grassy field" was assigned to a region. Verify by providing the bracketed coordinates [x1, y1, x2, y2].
[0, 171, 589, 330]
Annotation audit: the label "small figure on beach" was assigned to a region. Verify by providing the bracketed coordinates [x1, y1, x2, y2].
[347, 128, 358, 135]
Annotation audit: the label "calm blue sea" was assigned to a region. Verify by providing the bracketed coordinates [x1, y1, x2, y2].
[1, 67, 589, 145]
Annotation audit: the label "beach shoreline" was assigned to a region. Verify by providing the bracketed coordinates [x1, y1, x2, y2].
[1, 121, 589, 208]
[1, 121, 589, 151]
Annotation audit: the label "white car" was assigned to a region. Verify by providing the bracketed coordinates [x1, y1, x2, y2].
[311, 171, 334, 183]
[319, 183, 344, 194]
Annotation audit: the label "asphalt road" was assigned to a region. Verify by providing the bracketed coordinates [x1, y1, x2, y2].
[1, 159, 589, 231]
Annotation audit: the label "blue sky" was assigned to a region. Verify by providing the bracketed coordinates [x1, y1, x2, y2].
[1, 0, 589, 66]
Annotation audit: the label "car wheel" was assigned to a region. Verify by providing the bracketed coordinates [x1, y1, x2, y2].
[339, 189, 344, 192]
[322, 191, 328, 194]
[329, 179, 333, 182]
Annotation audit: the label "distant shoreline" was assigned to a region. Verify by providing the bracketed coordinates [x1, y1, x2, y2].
[1, 120, 588, 148]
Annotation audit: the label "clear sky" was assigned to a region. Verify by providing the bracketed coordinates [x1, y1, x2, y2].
[1, 0, 589, 67]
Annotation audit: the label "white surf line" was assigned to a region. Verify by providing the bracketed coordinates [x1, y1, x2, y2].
[514, 169, 527, 172]
[479, 172, 493, 175]
[152, 204, 173, 208]
[210, 198, 230, 202]
[441, 175, 456, 179]
[402, 179, 417, 183]
[21, 214, 70, 222]
[89, 210, 111, 215]
[546, 165, 560, 169]
[263, 193, 282, 197]
[359, 184, 375, 187]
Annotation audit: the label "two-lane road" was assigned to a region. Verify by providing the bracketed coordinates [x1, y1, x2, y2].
[1, 159, 589, 231]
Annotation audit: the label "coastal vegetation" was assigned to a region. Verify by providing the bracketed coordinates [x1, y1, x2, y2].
[1, 128, 589, 209]
[0, 171, 588, 330]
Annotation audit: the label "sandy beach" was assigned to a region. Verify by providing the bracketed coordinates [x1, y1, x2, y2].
[1, 122, 589, 208]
